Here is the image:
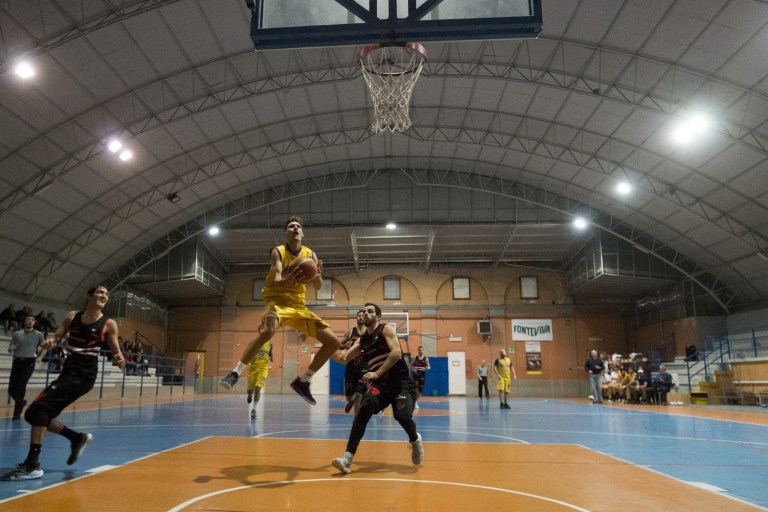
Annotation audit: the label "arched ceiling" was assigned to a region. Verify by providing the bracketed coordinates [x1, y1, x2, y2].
[1, 0, 768, 312]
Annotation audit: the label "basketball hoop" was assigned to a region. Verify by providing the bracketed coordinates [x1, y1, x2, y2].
[358, 43, 426, 134]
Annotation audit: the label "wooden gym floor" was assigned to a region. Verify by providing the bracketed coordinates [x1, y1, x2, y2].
[1, 394, 767, 511]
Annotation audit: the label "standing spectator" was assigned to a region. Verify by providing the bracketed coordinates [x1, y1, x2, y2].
[0, 285, 125, 481]
[584, 349, 604, 404]
[409, 345, 430, 409]
[477, 360, 490, 399]
[331, 303, 423, 474]
[0, 303, 17, 335]
[7, 314, 46, 420]
[654, 365, 674, 405]
[493, 349, 516, 409]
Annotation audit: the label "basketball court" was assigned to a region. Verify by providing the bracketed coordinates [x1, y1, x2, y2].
[2, 1, 768, 510]
[2, 395, 767, 511]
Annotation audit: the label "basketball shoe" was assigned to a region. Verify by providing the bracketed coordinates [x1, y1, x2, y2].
[290, 377, 316, 405]
[67, 433, 93, 465]
[332, 452, 353, 474]
[410, 433, 424, 465]
[219, 371, 239, 391]
[1, 463, 43, 481]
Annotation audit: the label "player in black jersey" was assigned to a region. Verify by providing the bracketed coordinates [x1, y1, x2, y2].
[1, 285, 125, 481]
[341, 309, 368, 415]
[331, 303, 423, 474]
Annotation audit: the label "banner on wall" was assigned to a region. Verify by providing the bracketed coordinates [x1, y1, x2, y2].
[511, 319, 553, 341]
[525, 341, 542, 374]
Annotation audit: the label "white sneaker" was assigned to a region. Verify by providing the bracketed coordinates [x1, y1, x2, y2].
[410, 433, 424, 465]
[332, 452, 353, 474]
[414, 402, 420, 410]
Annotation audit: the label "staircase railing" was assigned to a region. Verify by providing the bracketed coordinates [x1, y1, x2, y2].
[685, 328, 768, 396]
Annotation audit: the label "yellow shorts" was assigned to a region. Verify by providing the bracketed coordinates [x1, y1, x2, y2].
[248, 365, 269, 390]
[496, 376, 511, 393]
[265, 300, 330, 339]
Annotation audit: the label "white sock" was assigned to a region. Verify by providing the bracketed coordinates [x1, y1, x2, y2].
[233, 362, 246, 374]
[300, 369, 315, 382]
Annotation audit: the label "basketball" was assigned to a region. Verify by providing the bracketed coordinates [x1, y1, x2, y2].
[291, 258, 318, 283]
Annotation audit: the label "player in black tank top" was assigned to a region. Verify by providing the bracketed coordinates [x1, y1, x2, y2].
[331, 303, 423, 474]
[342, 310, 369, 414]
[1, 285, 125, 482]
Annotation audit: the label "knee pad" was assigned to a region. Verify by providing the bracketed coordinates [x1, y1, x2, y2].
[24, 403, 50, 427]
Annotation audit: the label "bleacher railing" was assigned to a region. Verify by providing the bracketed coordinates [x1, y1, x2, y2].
[684, 328, 768, 393]
[2, 350, 203, 407]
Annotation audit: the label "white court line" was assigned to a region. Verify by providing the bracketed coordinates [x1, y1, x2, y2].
[575, 443, 768, 512]
[0, 436, 212, 505]
[166, 477, 595, 512]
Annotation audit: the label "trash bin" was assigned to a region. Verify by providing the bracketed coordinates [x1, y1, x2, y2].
[431, 389, 438, 397]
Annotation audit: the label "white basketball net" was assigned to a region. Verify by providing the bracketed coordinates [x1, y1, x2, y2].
[359, 45, 426, 133]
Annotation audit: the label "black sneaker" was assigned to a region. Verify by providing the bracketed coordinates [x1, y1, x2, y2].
[67, 433, 93, 465]
[1, 463, 43, 481]
[290, 377, 316, 405]
[246, 391, 253, 404]
[219, 371, 239, 391]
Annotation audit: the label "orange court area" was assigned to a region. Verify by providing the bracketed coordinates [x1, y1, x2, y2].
[2, 437, 762, 512]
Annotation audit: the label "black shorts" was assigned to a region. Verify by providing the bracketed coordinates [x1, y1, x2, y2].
[365, 377, 417, 414]
[412, 372, 426, 393]
[32, 363, 96, 420]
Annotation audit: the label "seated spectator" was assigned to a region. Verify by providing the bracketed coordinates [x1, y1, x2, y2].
[653, 364, 674, 405]
[629, 367, 650, 403]
[1, 303, 18, 334]
[35, 310, 52, 338]
[603, 365, 621, 402]
[44, 345, 65, 372]
[46, 311, 57, 329]
[620, 366, 637, 402]
[685, 344, 698, 361]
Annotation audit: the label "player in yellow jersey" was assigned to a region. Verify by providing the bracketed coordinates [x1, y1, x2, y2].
[493, 349, 516, 409]
[219, 216, 341, 405]
[246, 329, 273, 419]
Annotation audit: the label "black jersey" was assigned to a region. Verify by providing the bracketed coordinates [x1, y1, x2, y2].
[63, 311, 109, 378]
[411, 355, 429, 373]
[360, 323, 409, 384]
[347, 327, 366, 367]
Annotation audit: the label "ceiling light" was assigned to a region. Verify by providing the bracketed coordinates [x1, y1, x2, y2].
[386, 222, 397, 230]
[208, 226, 220, 236]
[573, 217, 588, 230]
[616, 181, 632, 195]
[107, 139, 122, 153]
[118, 150, 133, 161]
[670, 112, 712, 145]
[14, 61, 35, 79]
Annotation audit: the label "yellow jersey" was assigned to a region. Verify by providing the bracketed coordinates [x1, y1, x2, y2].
[494, 357, 512, 378]
[250, 340, 272, 370]
[262, 244, 316, 306]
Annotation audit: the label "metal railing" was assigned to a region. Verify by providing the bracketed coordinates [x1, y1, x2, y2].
[2, 350, 204, 407]
[684, 328, 768, 396]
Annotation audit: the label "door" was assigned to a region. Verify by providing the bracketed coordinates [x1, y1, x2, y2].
[447, 351, 466, 395]
[310, 351, 330, 395]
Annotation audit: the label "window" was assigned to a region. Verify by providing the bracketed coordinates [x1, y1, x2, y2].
[384, 277, 400, 300]
[520, 275, 538, 299]
[316, 278, 333, 300]
[453, 277, 470, 299]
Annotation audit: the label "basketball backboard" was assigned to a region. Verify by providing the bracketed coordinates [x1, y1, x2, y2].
[244, 0, 542, 50]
